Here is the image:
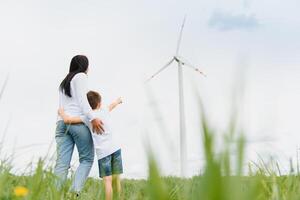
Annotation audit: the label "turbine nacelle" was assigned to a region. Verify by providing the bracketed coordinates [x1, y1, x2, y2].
[145, 56, 206, 82]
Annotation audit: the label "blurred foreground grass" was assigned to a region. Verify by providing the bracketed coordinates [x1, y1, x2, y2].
[1, 157, 300, 200]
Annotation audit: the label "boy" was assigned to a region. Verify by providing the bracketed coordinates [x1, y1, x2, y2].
[58, 91, 123, 200]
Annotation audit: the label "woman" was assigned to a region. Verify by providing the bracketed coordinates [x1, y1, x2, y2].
[54, 55, 103, 194]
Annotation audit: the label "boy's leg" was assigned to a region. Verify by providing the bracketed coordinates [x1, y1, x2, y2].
[69, 124, 94, 192]
[112, 175, 121, 196]
[98, 155, 113, 200]
[54, 121, 75, 188]
[103, 176, 113, 200]
[111, 149, 123, 198]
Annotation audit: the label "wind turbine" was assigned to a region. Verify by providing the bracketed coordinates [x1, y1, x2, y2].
[146, 17, 206, 176]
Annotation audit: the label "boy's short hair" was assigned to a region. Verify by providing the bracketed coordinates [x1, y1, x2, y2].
[87, 91, 101, 109]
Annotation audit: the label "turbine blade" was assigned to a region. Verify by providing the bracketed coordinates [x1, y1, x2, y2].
[175, 15, 187, 56]
[145, 58, 175, 82]
[177, 57, 207, 77]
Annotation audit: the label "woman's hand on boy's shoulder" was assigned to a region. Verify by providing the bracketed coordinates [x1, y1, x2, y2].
[92, 118, 104, 134]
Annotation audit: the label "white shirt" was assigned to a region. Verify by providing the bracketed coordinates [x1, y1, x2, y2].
[58, 73, 95, 122]
[81, 108, 120, 160]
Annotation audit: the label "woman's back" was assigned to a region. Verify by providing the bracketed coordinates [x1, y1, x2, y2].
[58, 72, 90, 121]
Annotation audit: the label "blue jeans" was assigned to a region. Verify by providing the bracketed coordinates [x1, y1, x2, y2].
[54, 120, 94, 192]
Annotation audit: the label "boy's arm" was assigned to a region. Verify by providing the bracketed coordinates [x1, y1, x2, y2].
[58, 108, 83, 124]
[108, 97, 122, 112]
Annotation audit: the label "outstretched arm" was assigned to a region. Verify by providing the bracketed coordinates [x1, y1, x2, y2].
[58, 108, 83, 124]
[108, 97, 123, 112]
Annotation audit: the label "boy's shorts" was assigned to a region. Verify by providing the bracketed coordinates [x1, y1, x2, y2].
[98, 149, 123, 178]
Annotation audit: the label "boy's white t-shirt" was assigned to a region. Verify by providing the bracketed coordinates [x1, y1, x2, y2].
[81, 108, 120, 160]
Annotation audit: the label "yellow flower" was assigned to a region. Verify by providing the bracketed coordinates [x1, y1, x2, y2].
[14, 186, 29, 197]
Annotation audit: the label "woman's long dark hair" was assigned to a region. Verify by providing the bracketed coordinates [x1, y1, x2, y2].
[60, 55, 89, 97]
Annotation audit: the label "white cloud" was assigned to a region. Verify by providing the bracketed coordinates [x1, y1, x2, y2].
[208, 11, 260, 31]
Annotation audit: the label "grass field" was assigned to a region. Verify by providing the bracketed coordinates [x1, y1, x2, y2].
[1, 142, 300, 200]
[1, 161, 300, 200]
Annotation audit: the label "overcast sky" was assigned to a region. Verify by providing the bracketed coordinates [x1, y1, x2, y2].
[0, 0, 300, 178]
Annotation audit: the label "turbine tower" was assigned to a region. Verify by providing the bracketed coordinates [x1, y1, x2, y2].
[146, 16, 206, 176]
